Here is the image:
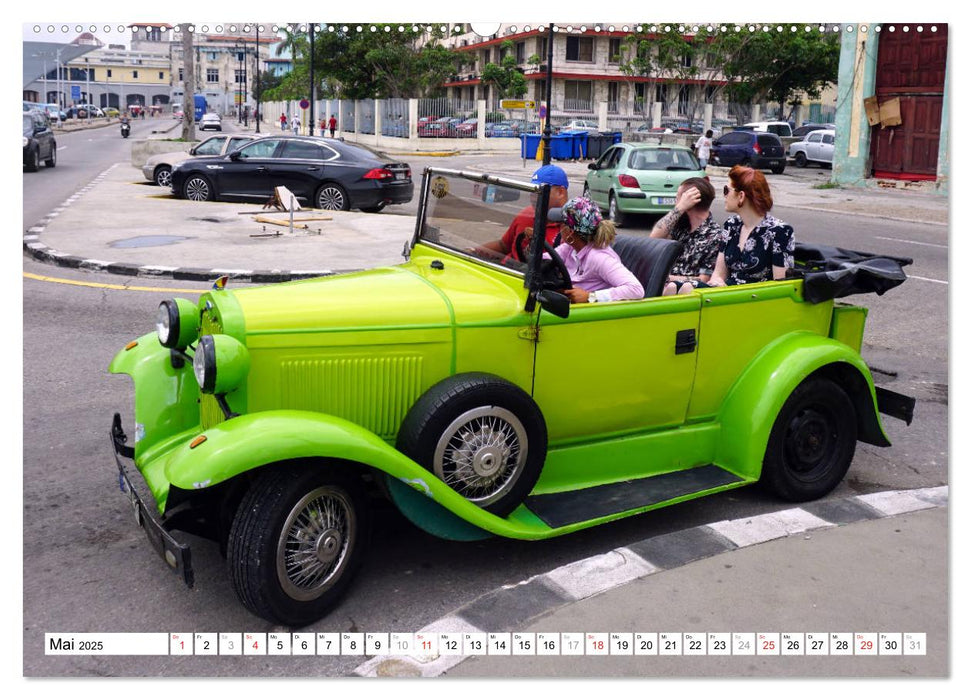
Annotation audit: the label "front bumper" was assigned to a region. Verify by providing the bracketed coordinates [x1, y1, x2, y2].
[141, 163, 156, 181]
[111, 413, 194, 587]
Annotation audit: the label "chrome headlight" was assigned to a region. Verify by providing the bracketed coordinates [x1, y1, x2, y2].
[193, 334, 250, 395]
[156, 298, 199, 349]
[23, 137, 29, 148]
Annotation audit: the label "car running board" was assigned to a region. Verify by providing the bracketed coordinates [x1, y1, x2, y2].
[524, 464, 745, 529]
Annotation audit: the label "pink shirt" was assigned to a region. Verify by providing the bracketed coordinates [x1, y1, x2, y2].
[554, 243, 644, 302]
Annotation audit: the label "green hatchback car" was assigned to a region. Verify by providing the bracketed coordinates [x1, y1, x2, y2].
[583, 142, 706, 226]
[110, 168, 914, 626]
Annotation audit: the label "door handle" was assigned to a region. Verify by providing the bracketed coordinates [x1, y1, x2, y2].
[675, 329, 696, 354]
[256, 166, 268, 172]
[306, 166, 319, 171]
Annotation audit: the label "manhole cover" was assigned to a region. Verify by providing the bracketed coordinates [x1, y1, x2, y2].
[109, 235, 191, 248]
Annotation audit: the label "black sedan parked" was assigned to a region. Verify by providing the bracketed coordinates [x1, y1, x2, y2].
[170, 136, 413, 212]
[23, 110, 57, 172]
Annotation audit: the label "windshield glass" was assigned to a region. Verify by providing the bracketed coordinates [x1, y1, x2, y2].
[23, 115, 32, 135]
[419, 171, 541, 273]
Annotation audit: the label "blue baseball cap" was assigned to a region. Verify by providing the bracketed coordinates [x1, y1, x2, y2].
[531, 164, 569, 189]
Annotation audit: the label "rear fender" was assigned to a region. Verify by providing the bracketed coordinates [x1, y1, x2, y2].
[717, 333, 888, 480]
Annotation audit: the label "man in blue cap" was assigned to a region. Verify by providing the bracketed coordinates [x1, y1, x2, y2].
[479, 164, 570, 263]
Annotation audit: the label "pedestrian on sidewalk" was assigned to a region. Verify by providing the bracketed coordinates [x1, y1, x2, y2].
[328, 114, 337, 138]
[280, 113, 287, 131]
[694, 130, 713, 169]
[292, 115, 301, 136]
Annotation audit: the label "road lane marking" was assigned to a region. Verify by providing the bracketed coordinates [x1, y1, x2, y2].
[23, 271, 205, 294]
[907, 275, 948, 285]
[874, 236, 948, 249]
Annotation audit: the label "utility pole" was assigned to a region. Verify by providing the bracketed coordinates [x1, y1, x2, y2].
[542, 23, 553, 166]
[181, 23, 196, 141]
[254, 23, 261, 133]
[308, 23, 315, 136]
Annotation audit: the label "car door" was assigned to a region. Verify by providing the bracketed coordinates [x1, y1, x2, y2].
[818, 133, 835, 164]
[272, 140, 339, 199]
[191, 136, 226, 157]
[804, 132, 823, 161]
[587, 146, 622, 208]
[217, 138, 284, 198]
[533, 296, 702, 443]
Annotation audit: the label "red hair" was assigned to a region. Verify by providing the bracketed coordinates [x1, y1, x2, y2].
[728, 165, 773, 214]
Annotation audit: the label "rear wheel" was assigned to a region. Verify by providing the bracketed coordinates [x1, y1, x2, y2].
[228, 465, 369, 627]
[316, 183, 350, 211]
[183, 174, 214, 201]
[771, 164, 786, 175]
[154, 165, 172, 188]
[760, 377, 857, 502]
[608, 192, 627, 227]
[360, 203, 386, 213]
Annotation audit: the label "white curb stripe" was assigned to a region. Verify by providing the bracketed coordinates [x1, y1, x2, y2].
[353, 616, 484, 678]
[856, 489, 940, 516]
[542, 547, 658, 601]
[705, 508, 833, 547]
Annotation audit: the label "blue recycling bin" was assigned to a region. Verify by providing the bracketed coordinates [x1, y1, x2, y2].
[520, 134, 542, 159]
[608, 131, 623, 145]
[559, 130, 590, 159]
[549, 134, 573, 160]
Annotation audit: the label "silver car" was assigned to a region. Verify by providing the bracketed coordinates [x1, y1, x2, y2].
[788, 129, 836, 168]
[141, 134, 253, 187]
[200, 113, 222, 131]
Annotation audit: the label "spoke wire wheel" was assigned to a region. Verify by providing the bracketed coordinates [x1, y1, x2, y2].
[432, 406, 528, 507]
[155, 166, 172, 188]
[184, 176, 211, 201]
[316, 184, 347, 210]
[276, 486, 356, 602]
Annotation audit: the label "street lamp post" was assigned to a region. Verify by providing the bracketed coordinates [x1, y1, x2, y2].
[236, 44, 243, 124]
[308, 23, 315, 136]
[242, 44, 248, 128]
[254, 24, 260, 133]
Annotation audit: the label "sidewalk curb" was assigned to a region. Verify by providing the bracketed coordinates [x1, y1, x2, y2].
[350, 486, 947, 678]
[22, 163, 337, 284]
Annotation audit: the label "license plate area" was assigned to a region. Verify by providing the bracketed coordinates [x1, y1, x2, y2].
[655, 196, 676, 205]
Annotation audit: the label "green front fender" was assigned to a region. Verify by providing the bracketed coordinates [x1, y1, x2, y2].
[162, 410, 538, 539]
[716, 332, 888, 480]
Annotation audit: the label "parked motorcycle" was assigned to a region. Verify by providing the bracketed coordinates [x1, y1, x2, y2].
[120, 119, 131, 138]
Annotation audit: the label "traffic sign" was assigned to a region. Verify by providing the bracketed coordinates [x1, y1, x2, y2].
[539, 105, 547, 119]
[71, 85, 81, 100]
[299, 99, 310, 110]
[500, 100, 536, 110]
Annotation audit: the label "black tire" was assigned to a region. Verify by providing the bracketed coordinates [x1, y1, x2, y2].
[396, 373, 547, 517]
[45, 145, 57, 168]
[794, 152, 808, 168]
[228, 465, 369, 627]
[760, 377, 857, 502]
[608, 192, 627, 227]
[360, 203, 386, 213]
[771, 164, 786, 175]
[582, 183, 591, 199]
[183, 174, 214, 201]
[154, 165, 172, 188]
[25, 148, 39, 172]
[740, 157, 752, 167]
[316, 183, 350, 211]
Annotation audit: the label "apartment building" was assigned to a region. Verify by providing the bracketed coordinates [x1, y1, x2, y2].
[440, 24, 731, 125]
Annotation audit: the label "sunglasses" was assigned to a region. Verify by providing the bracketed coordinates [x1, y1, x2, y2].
[723, 185, 735, 196]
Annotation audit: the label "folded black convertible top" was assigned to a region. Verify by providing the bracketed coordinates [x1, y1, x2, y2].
[792, 243, 913, 303]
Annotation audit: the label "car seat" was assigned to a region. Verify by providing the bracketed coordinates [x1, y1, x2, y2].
[611, 235, 684, 298]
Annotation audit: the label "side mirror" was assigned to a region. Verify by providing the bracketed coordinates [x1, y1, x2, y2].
[537, 290, 570, 319]
[229, 152, 240, 161]
[587, 163, 598, 170]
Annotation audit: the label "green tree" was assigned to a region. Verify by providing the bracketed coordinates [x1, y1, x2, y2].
[480, 40, 528, 99]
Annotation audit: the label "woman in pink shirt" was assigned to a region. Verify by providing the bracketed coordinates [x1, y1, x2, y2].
[551, 197, 644, 303]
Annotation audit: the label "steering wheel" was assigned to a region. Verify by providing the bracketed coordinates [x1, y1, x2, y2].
[516, 234, 571, 291]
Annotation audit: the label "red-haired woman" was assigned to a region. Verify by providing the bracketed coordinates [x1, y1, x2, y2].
[708, 165, 794, 286]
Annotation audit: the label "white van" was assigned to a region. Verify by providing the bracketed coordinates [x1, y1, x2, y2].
[741, 120, 793, 138]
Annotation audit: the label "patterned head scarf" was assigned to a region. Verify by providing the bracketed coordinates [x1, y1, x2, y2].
[561, 196, 603, 238]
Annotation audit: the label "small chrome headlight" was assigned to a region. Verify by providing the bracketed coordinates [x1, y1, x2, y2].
[157, 298, 199, 349]
[193, 334, 249, 395]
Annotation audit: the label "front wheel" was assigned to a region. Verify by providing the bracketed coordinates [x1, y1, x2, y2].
[154, 165, 172, 188]
[183, 174, 214, 201]
[316, 183, 350, 211]
[25, 148, 39, 172]
[608, 192, 627, 227]
[45, 146, 57, 168]
[228, 466, 369, 627]
[794, 152, 808, 168]
[760, 377, 857, 502]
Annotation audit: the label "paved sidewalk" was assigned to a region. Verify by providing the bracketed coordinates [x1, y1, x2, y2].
[351, 487, 948, 678]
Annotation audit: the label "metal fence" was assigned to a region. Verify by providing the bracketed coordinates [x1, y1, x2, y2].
[341, 101, 355, 134]
[381, 98, 410, 138]
[358, 99, 375, 135]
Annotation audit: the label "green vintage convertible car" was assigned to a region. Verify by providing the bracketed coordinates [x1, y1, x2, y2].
[110, 168, 914, 626]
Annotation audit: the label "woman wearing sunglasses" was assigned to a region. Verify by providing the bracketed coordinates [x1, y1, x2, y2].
[708, 165, 794, 286]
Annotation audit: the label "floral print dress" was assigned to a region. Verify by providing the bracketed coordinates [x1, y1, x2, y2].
[719, 213, 794, 284]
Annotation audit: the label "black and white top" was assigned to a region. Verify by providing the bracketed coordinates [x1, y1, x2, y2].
[719, 213, 794, 284]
